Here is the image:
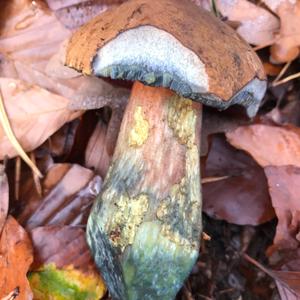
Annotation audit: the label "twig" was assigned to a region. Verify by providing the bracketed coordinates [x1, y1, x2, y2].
[202, 232, 212, 241]
[272, 60, 292, 85]
[202, 175, 230, 184]
[272, 71, 300, 87]
[0, 88, 42, 178]
[15, 156, 21, 200]
[30, 152, 42, 196]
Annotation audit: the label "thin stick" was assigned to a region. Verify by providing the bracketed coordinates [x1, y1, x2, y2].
[202, 175, 230, 184]
[272, 71, 300, 87]
[0, 89, 42, 178]
[30, 152, 42, 196]
[15, 156, 21, 200]
[272, 61, 292, 85]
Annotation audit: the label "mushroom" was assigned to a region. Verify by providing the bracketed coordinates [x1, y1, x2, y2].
[65, 0, 266, 299]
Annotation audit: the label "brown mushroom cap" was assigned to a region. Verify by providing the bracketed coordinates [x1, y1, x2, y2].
[66, 0, 266, 117]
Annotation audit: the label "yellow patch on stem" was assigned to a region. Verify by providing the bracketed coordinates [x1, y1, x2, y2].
[156, 95, 201, 249]
[128, 106, 149, 147]
[110, 193, 149, 251]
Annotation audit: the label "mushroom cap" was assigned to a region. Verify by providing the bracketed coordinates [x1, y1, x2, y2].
[66, 0, 266, 117]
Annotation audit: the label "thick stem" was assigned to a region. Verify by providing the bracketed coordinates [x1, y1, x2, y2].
[87, 81, 202, 300]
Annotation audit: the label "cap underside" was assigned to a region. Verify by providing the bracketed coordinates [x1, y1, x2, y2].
[92, 26, 266, 117]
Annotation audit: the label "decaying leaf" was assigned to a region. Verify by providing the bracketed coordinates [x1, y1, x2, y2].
[0, 216, 33, 300]
[29, 226, 106, 299]
[0, 0, 129, 115]
[17, 163, 101, 229]
[264, 0, 300, 63]
[0, 78, 83, 159]
[226, 124, 300, 167]
[201, 108, 250, 156]
[216, 0, 279, 46]
[244, 253, 300, 300]
[202, 135, 274, 225]
[85, 109, 124, 177]
[29, 264, 106, 300]
[264, 165, 300, 250]
[48, 0, 126, 29]
[0, 0, 70, 71]
[30, 226, 98, 272]
[0, 165, 8, 233]
[85, 119, 112, 178]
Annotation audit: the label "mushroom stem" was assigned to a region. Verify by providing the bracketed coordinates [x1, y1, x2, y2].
[87, 81, 202, 300]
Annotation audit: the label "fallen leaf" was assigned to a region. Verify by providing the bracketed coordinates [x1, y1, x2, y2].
[263, 62, 283, 76]
[202, 135, 274, 225]
[0, 78, 83, 159]
[0, 0, 70, 71]
[0, 216, 33, 300]
[0, 2, 129, 116]
[264, 0, 300, 63]
[216, 0, 279, 46]
[45, 0, 92, 11]
[29, 264, 106, 300]
[201, 107, 250, 156]
[17, 164, 102, 229]
[30, 226, 97, 271]
[85, 109, 123, 177]
[264, 165, 300, 250]
[29, 226, 106, 299]
[0, 165, 8, 233]
[48, 119, 80, 159]
[50, 0, 126, 29]
[85, 119, 112, 178]
[1, 288, 20, 300]
[226, 124, 300, 167]
[0, 50, 129, 115]
[244, 253, 300, 300]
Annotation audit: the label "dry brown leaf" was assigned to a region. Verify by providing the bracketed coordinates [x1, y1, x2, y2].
[202, 135, 274, 225]
[0, 78, 83, 159]
[264, 0, 300, 63]
[264, 165, 300, 250]
[45, 0, 92, 10]
[85, 119, 111, 178]
[0, 0, 129, 114]
[201, 108, 250, 156]
[0, 0, 70, 71]
[226, 124, 300, 167]
[17, 164, 102, 229]
[0, 216, 33, 300]
[245, 253, 300, 299]
[48, 119, 80, 159]
[30, 226, 97, 272]
[50, 0, 126, 29]
[28, 225, 106, 298]
[216, 0, 279, 46]
[263, 62, 283, 76]
[0, 165, 8, 234]
[85, 110, 123, 177]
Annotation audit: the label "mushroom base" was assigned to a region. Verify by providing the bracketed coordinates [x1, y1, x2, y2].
[87, 82, 202, 300]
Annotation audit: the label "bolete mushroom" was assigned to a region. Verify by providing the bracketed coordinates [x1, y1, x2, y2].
[66, 0, 266, 299]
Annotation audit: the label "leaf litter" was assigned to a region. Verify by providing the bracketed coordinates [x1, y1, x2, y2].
[1, 0, 300, 299]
